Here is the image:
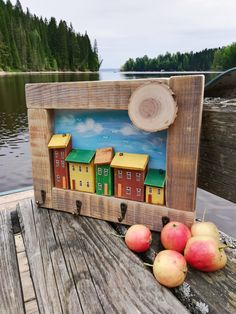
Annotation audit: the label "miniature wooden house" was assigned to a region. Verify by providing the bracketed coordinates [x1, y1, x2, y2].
[94, 147, 114, 196]
[145, 169, 166, 205]
[48, 134, 72, 189]
[26, 75, 204, 231]
[111, 152, 149, 202]
[65, 149, 96, 193]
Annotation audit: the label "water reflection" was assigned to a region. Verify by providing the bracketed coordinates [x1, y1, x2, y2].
[0, 72, 100, 192]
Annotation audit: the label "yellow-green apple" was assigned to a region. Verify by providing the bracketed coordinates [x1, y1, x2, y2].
[153, 250, 188, 288]
[191, 221, 220, 242]
[125, 224, 152, 252]
[161, 221, 191, 253]
[184, 235, 227, 272]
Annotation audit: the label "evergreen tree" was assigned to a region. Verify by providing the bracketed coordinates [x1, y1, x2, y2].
[0, 0, 100, 71]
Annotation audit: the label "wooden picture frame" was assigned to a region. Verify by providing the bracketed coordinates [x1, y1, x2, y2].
[26, 75, 204, 231]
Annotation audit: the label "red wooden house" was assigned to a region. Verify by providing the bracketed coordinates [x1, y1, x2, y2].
[48, 134, 72, 189]
[111, 152, 149, 202]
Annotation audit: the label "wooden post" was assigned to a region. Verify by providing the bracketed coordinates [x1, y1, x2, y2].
[199, 98, 236, 203]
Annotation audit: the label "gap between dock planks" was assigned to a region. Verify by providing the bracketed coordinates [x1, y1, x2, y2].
[16, 198, 189, 314]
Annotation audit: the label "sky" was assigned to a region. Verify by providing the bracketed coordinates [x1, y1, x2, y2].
[16, 0, 236, 68]
[54, 110, 167, 170]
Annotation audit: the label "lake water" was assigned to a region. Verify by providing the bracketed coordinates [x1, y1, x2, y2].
[0, 70, 235, 237]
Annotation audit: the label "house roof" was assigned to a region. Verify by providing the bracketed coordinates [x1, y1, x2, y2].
[65, 149, 95, 164]
[144, 169, 166, 187]
[48, 134, 71, 149]
[110, 152, 149, 171]
[94, 147, 114, 165]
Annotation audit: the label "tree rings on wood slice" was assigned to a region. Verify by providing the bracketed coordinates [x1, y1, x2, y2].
[128, 83, 177, 132]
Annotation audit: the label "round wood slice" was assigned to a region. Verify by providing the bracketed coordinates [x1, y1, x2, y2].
[128, 83, 177, 132]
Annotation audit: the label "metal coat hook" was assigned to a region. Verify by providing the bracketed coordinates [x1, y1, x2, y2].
[118, 203, 127, 222]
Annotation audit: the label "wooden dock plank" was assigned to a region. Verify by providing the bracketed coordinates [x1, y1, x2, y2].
[0, 210, 25, 314]
[17, 199, 189, 314]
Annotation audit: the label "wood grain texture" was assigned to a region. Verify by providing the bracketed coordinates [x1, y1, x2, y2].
[25, 78, 169, 109]
[0, 210, 25, 314]
[199, 99, 236, 203]
[17, 199, 189, 314]
[52, 187, 195, 231]
[167, 75, 204, 211]
[114, 224, 236, 314]
[28, 109, 54, 208]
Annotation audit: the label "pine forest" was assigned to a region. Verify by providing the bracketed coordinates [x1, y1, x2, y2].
[0, 0, 101, 72]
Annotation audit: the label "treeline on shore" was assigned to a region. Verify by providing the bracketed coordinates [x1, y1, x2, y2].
[122, 43, 236, 72]
[0, 0, 101, 72]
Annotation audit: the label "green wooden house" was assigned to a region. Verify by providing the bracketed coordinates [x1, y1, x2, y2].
[94, 147, 114, 196]
[144, 169, 166, 205]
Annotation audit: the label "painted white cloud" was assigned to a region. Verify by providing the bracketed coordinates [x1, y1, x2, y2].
[59, 114, 76, 126]
[76, 118, 104, 134]
[119, 124, 139, 136]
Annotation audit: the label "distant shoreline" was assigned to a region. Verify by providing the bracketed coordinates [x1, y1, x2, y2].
[0, 70, 98, 76]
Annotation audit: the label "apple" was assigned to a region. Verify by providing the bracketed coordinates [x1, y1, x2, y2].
[125, 224, 152, 252]
[153, 250, 188, 288]
[191, 221, 220, 242]
[161, 221, 191, 253]
[184, 235, 227, 272]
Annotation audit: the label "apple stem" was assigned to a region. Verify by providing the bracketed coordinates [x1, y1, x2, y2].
[110, 232, 125, 238]
[143, 262, 153, 267]
[202, 207, 207, 222]
[219, 244, 234, 249]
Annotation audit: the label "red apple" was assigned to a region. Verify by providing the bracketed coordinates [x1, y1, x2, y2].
[153, 250, 188, 288]
[161, 221, 191, 253]
[184, 235, 227, 272]
[125, 224, 152, 252]
[191, 221, 220, 243]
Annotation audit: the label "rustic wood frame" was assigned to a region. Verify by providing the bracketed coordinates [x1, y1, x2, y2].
[26, 75, 204, 231]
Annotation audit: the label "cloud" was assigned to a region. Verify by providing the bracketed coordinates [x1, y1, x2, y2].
[76, 118, 104, 134]
[119, 124, 139, 136]
[59, 114, 76, 126]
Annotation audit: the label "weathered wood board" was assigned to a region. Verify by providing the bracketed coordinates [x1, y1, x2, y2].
[26, 76, 204, 231]
[0, 210, 25, 314]
[199, 99, 236, 203]
[17, 199, 189, 314]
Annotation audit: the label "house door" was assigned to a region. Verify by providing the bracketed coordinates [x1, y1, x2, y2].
[104, 183, 108, 196]
[72, 179, 76, 190]
[118, 184, 122, 197]
[148, 194, 152, 203]
[62, 176, 66, 189]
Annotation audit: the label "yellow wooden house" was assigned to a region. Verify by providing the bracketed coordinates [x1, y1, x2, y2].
[144, 169, 166, 205]
[65, 149, 96, 193]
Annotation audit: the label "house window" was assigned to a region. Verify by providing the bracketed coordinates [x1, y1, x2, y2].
[98, 183, 102, 190]
[55, 150, 58, 158]
[61, 151, 65, 159]
[157, 188, 161, 195]
[72, 165, 75, 171]
[118, 170, 122, 178]
[79, 180, 82, 187]
[136, 188, 141, 196]
[149, 186, 152, 193]
[55, 160, 60, 167]
[86, 181, 90, 188]
[61, 160, 65, 168]
[86, 166, 89, 173]
[79, 165, 82, 172]
[104, 169, 108, 176]
[98, 167, 102, 175]
[126, 187, 131, 195]
[127, 172, 131, 180]
[136, 172, 141, 181]
[56, 174, 60, 182]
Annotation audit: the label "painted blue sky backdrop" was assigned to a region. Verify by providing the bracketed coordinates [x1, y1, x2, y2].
[54, 110, 167, 170]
